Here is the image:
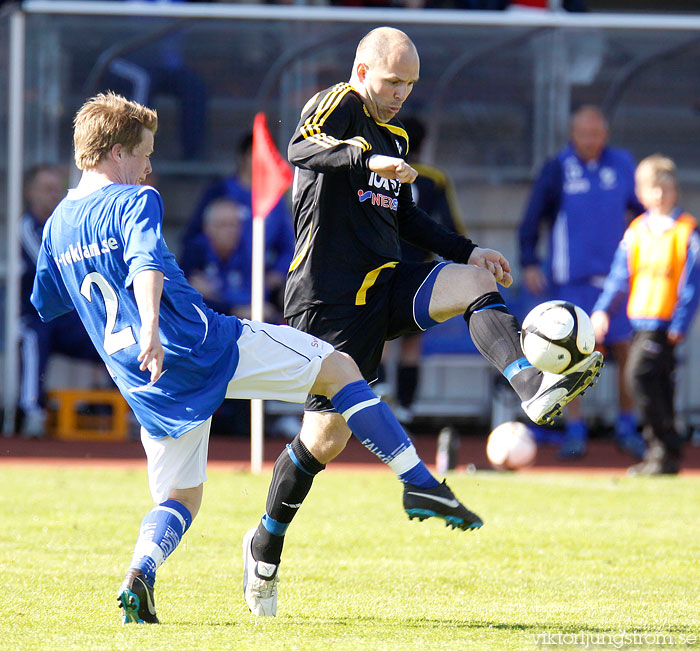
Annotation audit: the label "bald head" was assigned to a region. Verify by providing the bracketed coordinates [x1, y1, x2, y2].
[350, 27, 420, 123]
[353, 27, 418, 69]
[570, 105, 609, 162]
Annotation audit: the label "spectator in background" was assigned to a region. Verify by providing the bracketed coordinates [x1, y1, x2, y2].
[382, 115, 466, 426]
[19, 165, 102, 438]
[186, 132, 295, 316]
[591, 155, 700, 475]
[518, 105, 646, 460]
[180, 197, 280, 322]
[180, 198, 255, 438]
[104, 0, 207, 160]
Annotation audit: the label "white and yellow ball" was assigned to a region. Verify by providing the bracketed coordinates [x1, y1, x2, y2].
[486, 421, 537, 470]
[520, 300, 595, 374]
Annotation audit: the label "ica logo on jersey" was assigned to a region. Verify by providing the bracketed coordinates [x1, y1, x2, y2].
[357, 172, 401, 210]
[368, 172, 401, 196]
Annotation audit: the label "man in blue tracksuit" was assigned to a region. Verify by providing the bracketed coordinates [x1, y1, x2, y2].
[519, 105, 645, 459]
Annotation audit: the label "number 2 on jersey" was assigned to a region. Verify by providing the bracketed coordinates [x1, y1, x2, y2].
[80, 271, 136, 355]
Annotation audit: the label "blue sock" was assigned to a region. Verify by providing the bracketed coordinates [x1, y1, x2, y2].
[129, 499, 192, 585]
[331, 380, 439, 487]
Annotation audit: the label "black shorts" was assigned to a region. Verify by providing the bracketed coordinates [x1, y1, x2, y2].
[287, 261, 441, 412]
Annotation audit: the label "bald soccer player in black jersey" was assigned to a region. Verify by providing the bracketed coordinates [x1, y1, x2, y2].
[242, 26, 604, 617]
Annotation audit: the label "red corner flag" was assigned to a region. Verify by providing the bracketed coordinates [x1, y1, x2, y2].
[252, 112, 293, 220]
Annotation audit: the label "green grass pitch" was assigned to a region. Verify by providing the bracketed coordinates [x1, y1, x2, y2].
[1, 465, 698, 650]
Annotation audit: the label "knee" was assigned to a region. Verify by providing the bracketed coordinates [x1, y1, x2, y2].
[312, 351, 363, 397]
[304, 430, 349, 463]
[440, 264, 499, 315]
[469, 265, 498, 293]
[323, 350, 360, 383]
[168, 484, 203, 520]
[300, 413, 352, 464]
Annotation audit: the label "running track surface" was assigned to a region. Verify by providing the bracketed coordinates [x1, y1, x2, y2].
[2, 434, 699, 475]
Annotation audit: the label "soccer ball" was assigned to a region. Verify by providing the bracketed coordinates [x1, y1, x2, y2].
[486, 421, 537, 470]
[520, 300, 595, 374]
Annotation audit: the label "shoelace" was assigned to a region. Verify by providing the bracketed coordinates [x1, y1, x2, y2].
[252, 566, 279, 597]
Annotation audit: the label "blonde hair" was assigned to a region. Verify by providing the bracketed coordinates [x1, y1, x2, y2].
[635, 154, 677, 189]
[73, 92, 158, 170]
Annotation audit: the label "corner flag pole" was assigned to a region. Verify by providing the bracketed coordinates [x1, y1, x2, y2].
[250, 217, 266, 474]
[250, 113, 293, 473]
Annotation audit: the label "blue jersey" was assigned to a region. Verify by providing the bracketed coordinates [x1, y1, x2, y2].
[519, 144, 644, 284]
[31, 183, 243, 438]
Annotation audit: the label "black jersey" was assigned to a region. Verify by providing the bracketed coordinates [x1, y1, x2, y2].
[284, 82, 476, 318]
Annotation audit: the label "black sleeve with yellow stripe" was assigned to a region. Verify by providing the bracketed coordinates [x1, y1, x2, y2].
[397, 183, 476, 265]
[288, 83, 372, 172]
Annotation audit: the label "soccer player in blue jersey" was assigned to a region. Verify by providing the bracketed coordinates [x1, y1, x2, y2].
[31, 92, 490, 623]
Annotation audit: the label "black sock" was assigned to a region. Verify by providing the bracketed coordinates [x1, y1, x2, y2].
[464, 291, 541, 401]
[397, 364, 418, 408]
[252, 434, 325, 565]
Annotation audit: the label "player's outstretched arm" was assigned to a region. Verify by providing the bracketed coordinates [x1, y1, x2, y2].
[133, 269, 165, 382]
[367, 154, 418, 183]
[468, 247, 513, 288]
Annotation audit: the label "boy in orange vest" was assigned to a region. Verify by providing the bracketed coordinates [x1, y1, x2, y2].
[591, 154, 700, 475]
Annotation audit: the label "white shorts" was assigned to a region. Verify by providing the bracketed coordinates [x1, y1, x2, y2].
[141, 319, 334, 503]
[141, 419, 211, 503]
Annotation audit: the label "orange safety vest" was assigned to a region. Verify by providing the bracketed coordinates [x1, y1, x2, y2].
[626, 212, 697, 321]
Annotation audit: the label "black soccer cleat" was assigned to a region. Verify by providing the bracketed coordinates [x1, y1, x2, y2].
[521, 351, 604, 425]
[403, 480, 483, 531]
[117, 569, 159, 624]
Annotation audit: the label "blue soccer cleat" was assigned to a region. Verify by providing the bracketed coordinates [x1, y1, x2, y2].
[117, 569, 159, 624]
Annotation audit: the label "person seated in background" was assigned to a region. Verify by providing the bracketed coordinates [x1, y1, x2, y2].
[18, 165, 103, 438]
[380, 115, 466, 426]
[592, 155, 700, 475]
[185, 131, 295, 316]
[179, 198, 285, 437]
[179, 197, 279, 322]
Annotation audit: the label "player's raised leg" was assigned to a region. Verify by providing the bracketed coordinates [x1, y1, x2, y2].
[427, 263, 603, 425]
[118, 423, 207, 624]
